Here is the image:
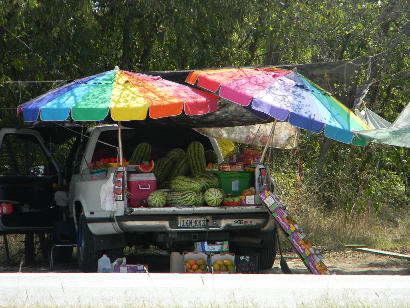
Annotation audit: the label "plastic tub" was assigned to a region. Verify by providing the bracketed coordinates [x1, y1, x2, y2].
[212, 171, 252, 196]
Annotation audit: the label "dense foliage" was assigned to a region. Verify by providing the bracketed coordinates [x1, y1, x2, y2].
[1, 0, 408, 213]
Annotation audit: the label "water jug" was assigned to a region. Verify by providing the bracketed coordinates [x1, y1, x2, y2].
[97, 254, 111, 273]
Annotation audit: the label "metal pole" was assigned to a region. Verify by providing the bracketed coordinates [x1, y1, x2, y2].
[118, 121, 124, 167]
[260, 120, 277, 164]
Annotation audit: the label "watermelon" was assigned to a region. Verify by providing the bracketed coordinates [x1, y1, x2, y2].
[186, 141, 206, 175]
[193, 175, 211, 192]
[169, 155, 190, 179]
[167, 191, 198, 207]
[194, 192, 205, 206]
[147, 190, 168, 207]
[130, 143, 151, 164]
[204, 188, 225, 207]
[171, 176, 202, 193]
[166, 148, 185, 162]
[136, 160, 154, 173]
[195, 172, 220, 189]
[153, 157, 173, 183]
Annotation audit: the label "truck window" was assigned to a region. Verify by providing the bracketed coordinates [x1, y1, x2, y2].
[71, 135, 89, 175]
[0, 134, 56, 176]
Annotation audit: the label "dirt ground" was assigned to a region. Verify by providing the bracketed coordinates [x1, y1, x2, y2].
[0, 249, 409, 274]
[264, 250, 410, 275]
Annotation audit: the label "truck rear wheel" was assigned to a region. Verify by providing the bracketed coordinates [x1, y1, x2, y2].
[259, 246, 277, 270]
[78, 215, 100, 272]
[259, 229, 277, 270]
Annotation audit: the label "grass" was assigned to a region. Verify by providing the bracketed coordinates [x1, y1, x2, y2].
[280, 198, 409, 253]
[0, 233, 50, 265]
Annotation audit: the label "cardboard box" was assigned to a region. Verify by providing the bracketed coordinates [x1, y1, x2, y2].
[240, 194, 261, 205]
[183, 252, 209, 273]
[115, 264, 148, 273]
[306, 261, 321, 275]
[210, 253, 235, 273]
[288, 232, 310, 258]
[194, 241, 229, 253]
[111, 258, 148, 273]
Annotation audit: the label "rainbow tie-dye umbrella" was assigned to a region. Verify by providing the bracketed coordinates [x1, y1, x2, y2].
[18, 68, 218, 122]
[186, 67, 370, 145]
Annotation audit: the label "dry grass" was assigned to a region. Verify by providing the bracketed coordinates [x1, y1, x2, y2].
[0, 234, 25, 264]
[0, 233, 50, 265]
[282, 201, 410, 252]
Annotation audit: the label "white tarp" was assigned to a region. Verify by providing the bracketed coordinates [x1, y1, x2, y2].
[195, 122, 299, 149]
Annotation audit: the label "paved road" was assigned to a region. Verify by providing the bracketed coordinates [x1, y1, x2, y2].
[0, 273, 409, 307]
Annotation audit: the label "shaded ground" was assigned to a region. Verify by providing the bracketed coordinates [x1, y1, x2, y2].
[0, 249, 409, 274]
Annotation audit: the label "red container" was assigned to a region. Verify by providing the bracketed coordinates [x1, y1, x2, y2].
[127, 173, 156, 207]
[0, 202, 13, 215]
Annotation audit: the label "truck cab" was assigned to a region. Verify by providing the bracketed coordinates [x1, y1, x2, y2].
[0, 128, 61, 232]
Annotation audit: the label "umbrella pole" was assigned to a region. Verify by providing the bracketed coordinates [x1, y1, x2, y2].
[255, 120, 277, 194]
[118, 121, 124, 167]
[114, 121, 127, 204]
[260, 120, 277, 164]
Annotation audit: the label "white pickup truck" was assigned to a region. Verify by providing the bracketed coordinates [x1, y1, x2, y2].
[3, 124, 277, 272]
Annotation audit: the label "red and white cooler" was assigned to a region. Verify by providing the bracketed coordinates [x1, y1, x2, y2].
[127, 173, 157, 207]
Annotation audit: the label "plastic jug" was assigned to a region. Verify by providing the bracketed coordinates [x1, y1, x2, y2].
[97, 254, 111, 273]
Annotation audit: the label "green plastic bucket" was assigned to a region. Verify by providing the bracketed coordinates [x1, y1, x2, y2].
[212, 171, 252, 196]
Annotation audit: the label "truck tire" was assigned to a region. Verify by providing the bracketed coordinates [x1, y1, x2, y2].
[259, 229, 277, 270]
[259, 246, 277, 270]
[78, 215, 100, 272]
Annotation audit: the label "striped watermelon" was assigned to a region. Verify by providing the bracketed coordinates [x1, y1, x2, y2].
[171, 176, 202, 192]
[166, 148, 185, 162]
[204, 188, 225, 207]
[194, 192, 205, 206]
[147, 190, 168, 207]
[194, 172, 220, 190]
[129, 143, 151, 164]
[167, 191, 198, 207]
[169, 155, 190, 179]
[153, 157, 173, 183]
[186, 141, 206, 175]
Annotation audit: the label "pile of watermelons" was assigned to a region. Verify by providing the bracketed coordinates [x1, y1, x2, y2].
[129, 141, 224, 208]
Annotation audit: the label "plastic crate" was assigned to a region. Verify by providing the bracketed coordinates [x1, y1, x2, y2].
[212, 171, 252, 197]
[235, 254, 260, 273]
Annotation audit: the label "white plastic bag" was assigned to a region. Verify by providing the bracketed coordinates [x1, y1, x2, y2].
[100, 173, 116, 211]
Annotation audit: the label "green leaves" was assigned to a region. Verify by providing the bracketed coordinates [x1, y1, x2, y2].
[0, 0, 407, 215]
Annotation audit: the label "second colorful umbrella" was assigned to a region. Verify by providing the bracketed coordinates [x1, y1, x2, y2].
[186, 68, 370, 145]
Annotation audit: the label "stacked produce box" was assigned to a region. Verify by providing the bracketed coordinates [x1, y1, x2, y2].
[183, 251, 237, 274]
[259, 190, 330, 275]
[183, 252, 209, 273]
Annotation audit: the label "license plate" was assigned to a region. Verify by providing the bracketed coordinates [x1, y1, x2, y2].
[178, 216, 207, 228]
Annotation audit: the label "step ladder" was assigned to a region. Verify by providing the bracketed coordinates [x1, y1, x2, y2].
[259, 190, 331, 275]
